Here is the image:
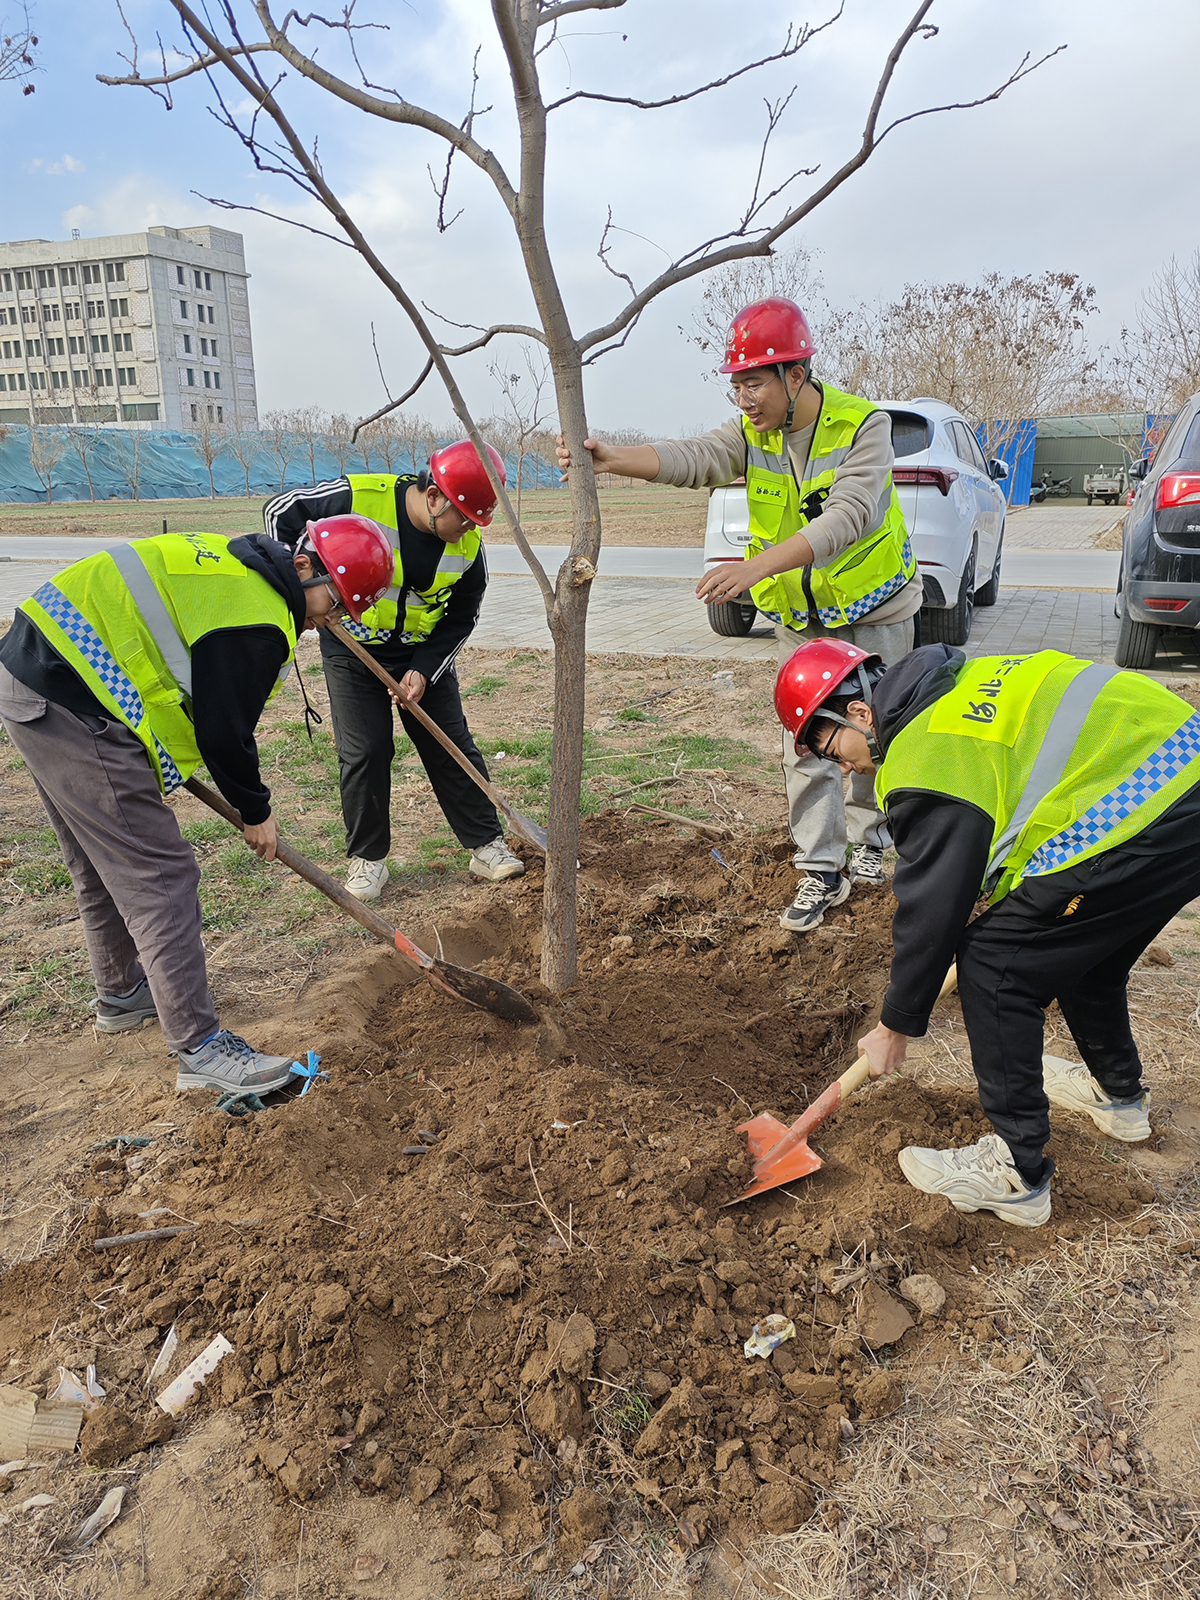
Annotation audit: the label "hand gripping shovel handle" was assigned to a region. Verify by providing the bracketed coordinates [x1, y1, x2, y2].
[326, 620, 548, 856]
[182, 777, 538, 1024]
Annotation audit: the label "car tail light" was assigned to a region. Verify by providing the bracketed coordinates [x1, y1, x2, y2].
[1156, 473, 1200, 509]
[1144, 598, 1189, 611]
[892, 466, 959, 496]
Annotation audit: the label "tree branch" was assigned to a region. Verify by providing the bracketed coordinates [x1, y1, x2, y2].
[545, 9, 843, 113]
[421, 304, 549, 347]
[351, 357, 433, 441]
[537, 0, 626, 24]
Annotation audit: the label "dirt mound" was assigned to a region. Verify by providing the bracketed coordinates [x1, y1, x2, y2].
[0, 818, 1157, 1564]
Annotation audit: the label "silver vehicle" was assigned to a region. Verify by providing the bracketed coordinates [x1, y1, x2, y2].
[701, 398, 1010, 645]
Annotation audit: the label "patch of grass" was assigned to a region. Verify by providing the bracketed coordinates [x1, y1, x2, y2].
[599, 1385, 654, 1439]
[413, 829, 470, 873]
[180, 819, 229, 845]
[618, 705, 650, 722]
[0, 951, 93, 1024]
[463, 674, 508, 699]
[303, 660, 325, 678]
[9, 861, 72, 896]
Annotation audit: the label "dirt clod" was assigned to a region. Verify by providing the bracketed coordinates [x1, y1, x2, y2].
[899, 1273, 947, 1317]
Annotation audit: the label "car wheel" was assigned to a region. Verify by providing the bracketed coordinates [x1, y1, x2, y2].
[921, 544, 976, 647]
[1114, 610, 1162, 670]
[706, 598, 757, 637]
[975, 524, 1003, 607]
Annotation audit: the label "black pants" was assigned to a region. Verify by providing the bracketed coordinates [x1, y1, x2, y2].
[957, 777, 1200, 1174]
[319, 632, 500, 861]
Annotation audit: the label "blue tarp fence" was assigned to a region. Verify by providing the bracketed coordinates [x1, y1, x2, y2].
[974, 419, 1037, 508]
[0, 426, 558, 504]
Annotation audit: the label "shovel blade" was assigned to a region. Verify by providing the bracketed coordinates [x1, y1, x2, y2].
[505, 808, 548, 855]
[734, 1138, 823, 1202]
[737, 1112, 792, 1163]
[433, 959, 540, 1025]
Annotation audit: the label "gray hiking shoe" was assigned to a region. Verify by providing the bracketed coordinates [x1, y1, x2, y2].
[898, 1133, 1052, 1228]
[89, 977, 158, 1034]
[469, 837, 525, 882]
[849, 844, 886, 885]
[779, 873, 850, 933]
[175, 1030, 296, 1094]
[1042, 1055, 1151, 1142]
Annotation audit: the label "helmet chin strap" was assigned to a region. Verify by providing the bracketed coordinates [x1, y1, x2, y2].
[778, 357, 811, 433]
[816, 664, 881, 762]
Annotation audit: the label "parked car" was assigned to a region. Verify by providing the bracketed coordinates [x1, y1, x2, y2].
[1114, 392, 1200, 669]
[701, 398, 1009, 645]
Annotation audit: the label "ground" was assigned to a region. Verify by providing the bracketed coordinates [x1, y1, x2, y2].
[0, 636, 1198, 1599]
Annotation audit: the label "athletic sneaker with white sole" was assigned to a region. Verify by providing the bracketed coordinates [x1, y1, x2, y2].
[898, 1133, 1053, 1227]
[89, 976, 159, 1033]
[176, 1029, 297, 1094]
[1042, 1054, 1151, 1142]
[345, 856, 389, 902]
[779, 873, 851, 933]
[849, 844, 886, 885]
[469, 838, 525, 882]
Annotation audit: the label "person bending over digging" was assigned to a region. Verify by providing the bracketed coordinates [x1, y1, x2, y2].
[775, 637, 1199, 1227]
[556, 297, 919, 934]
[262, 442, 524, 902]
[0, 520, 393, 1095]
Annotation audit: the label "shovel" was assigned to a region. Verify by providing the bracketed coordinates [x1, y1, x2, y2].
[730, 965, 959, 1202]
[183, 777, 539, 1025]
[326, 620, 548, 855]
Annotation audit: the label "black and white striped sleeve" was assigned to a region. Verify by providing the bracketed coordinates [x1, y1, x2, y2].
[261, 479, 353, 547]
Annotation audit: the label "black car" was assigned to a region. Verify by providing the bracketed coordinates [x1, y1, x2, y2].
[1115, 393, 1200, 668]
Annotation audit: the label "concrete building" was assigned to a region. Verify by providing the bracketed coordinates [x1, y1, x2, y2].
[0, 224, 259, 431]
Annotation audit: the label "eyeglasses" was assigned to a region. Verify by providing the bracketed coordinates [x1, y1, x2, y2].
[726, 375, 778, 408]
[815, 727, 842, 763]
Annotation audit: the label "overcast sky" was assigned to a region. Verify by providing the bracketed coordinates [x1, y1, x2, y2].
[3, 0, 1197, 437]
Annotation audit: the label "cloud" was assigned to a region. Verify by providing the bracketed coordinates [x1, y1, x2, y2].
[29, 154, 85, 175]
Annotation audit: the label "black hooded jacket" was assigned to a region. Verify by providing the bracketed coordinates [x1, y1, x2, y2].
[871, 644, 995, 1036]
[0, 533, 305, 825]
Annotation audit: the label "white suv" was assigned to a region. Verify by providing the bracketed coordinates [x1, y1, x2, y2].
[701, 398, 1010, 645]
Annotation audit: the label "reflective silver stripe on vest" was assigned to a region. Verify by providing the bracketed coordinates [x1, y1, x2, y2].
[745, 441, 791, 476]
[436, 550, 474, 576]
[807, 444, 853, 478]
[984, 663, 1118, 888]
[107, 543, 193, 700]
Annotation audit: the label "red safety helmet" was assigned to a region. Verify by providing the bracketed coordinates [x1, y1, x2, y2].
[720, 296, 816, 375]
[774, 638, 882, 753]
[304, 514, 395, 622]
[429, 439, 507, 527]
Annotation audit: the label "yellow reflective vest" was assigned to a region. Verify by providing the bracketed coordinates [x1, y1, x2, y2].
[875, 651, 1200, 903]
[19, 532, 296, 794]
[743, 382, 914, 630]
[345, 474, 480, 644]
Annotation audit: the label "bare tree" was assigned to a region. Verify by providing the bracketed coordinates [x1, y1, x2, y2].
[1, 4, 38, 94]
[64, 421, 101, 501]
[373, 415, 405, 473]
[488, 344, 554, 517]
[1097, 252, 1200, 444]
[193, 406, 226, 497]
[326, 413, 355, 479]
[225, 428, 261, 495]
[684, 241, 826, 377]
[108, 428, 144, 501]
[102, 1, 1060, 991]
[26, 424, 68, 502]
[259, 408, 302, 492]
[291, 404, 329, 483]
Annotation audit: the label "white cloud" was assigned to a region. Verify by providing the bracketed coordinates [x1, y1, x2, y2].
[29, 154, 85, 175]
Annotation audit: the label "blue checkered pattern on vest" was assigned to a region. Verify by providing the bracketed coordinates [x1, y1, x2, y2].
[760, 539, 916, 630]
[1026, 712, 1200, 874]
[31, 582, 185, 794]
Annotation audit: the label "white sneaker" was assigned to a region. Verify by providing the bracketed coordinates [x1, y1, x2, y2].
[469, 838, 525, 882]
[779, 874, 850, 932]
[346, 856, 389, 901]
[849, 844, 886, 885]
[898, 1133, 1052, 1228]
[1042, 1055, 1151, 1142]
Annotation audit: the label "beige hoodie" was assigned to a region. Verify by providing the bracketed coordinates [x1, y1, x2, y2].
[651, 398, 922, 626]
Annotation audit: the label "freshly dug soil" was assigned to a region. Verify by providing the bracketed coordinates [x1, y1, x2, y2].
[0, 816, 1157, 1563]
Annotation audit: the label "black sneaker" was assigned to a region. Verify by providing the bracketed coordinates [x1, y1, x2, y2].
[779, 874, 851, 933]
[89, 977, 159, 1034]
[849, 845, 886, 885]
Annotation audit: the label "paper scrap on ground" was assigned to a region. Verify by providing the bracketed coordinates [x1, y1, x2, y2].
[0, 1383, 84, 1456]
[743, 1314, 796, 1360]
[148, 1324, 178, 1385]
[72, 1485, 126, 1549]
[156, 1333, 233, 1416]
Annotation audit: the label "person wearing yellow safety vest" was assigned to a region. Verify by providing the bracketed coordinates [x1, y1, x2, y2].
[555, 297, 920, 933]
[0, 522, 394, 1096]
[263, 440, 524, 902]
[777, 637, 1200, 1228]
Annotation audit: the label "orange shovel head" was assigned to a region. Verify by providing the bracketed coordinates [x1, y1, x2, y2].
[732, 1111, 823, 1202]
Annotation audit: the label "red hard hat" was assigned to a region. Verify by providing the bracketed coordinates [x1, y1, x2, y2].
[429, 439, 507, 527]
[305, 514, 395, 622]
[720, 296, 816, 375]
[774, 638, 881, 752]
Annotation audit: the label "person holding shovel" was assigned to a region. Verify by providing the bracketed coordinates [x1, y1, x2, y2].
[556, 297, 919, 933]
[0, 521, 394, 1094]
[775, 636, 1200, 1227]
[263, 442, 525, 901]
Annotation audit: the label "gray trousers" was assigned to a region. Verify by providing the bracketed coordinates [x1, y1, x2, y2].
[775, 614, 916, 875]
[0, 664, 218, 1052]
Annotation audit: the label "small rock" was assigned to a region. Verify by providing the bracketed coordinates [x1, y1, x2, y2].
[757, 1483, 810, 1535]
[600, 1152, 630, 1186]
[714, 1258, 754, 1287]
[1145, 944, 1174, 967]
[550, 1313, 596, 1378]
[526, 1381, 584, 1443]
[720, 1456, 758, 1500]
[355, 1401, 383, 1437]
[484, 1256, 523, 1296]
[856, 1280, 915, 1349]
[609, 935, 634, 952]
[311, 1283, 352, 1324]
[406, 1463, 442, 1505]
[691, 1305, 718, 1338]
[642, 1370, 672, 1400]
[927, 1523, 948, 1545]
[598, 1340, 629, 1378]
[465, 1474, 499, 1512]
[898, 1273, 946, 1318]
[854, 1370, 901, 1418]
[714, 1438, 745, 1473]
[560, 1485, 610, 1549]
[473, 1530, 504, 1560]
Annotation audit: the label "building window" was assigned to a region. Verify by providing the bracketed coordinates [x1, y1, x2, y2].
[81, 264, 101, 285]
[90, 333, 110, 354]
[21, 305, 37, 324]
[194, 269, 202, 289]
[51, 370, 66, 389]
[213, 371, 220, 389]
[204, 271, 212, 291]
[61, 266, 78, 287]
[199, 337, 207, 356]
[205, 304, 215, 324]
[1, 340, 13, 358]
[182, 333, 192, 354]
[48, 337, 64, 356]
[179, 300, 189, 319]
[186, 368, 195, 386]
[31, 370, 46, 390]
[14, 270, 33, 290]
[7, 373, 26, 391]
[36, 268, 55, 288]
[116, 333, 132, 352]
[177, 265, 185, 285]
[203, 370, 211, 388]
[26, 339, 42, 357]
[72, 369, 87, 387]
[1, 272, 10, 290]
[96, 368, 113, 387]
[86, 299, 104, 319]
[63, 301, 79, 320]
[68, 335, 83, 355]
[123, 402, 159, 421]
[41, 303, 60, 322]
[117, 367, 136, 386]
[190, 402, 198, 421]
[104, 262, 126, 283]
[109, 297, 129, 318]
[0, 308, 9, 325]
[217, 405, 223, 422]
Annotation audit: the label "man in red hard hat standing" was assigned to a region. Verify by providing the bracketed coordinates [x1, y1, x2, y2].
[264, 441, 524, 901]
[557, 298, 920, 933]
